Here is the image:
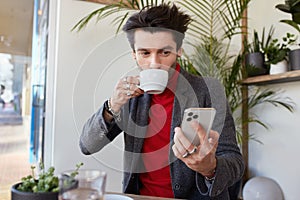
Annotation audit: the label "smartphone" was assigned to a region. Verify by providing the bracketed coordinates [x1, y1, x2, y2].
[181, 108, 216, 146]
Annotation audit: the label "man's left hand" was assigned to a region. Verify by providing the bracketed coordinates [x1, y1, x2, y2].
[172, 122, 219, 177]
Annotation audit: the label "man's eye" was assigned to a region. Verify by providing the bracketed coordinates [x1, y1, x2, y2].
[139, 51, 150, 57]
[160, 51, 171, 57]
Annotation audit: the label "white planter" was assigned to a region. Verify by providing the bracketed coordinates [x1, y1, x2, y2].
[269, 60, 288, 75]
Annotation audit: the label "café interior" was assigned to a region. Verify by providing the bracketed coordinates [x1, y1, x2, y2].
[0, 0, 300, 199]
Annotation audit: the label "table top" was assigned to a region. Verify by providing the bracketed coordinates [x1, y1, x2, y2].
[106, 192, 184, 200]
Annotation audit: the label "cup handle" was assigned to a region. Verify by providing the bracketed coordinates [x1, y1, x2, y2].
[138, 85, 143, 90]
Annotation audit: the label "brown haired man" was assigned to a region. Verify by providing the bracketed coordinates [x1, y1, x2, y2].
[80, 3, 244, 199]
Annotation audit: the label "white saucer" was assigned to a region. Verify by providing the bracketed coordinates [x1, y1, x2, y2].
[104, 194, 134, 200]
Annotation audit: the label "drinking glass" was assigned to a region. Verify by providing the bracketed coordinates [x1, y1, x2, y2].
[59, 169, 106, 200]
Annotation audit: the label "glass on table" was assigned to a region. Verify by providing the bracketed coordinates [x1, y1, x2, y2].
[59, 169, 106, 200]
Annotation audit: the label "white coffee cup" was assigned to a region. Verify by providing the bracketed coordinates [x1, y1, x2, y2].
[139, 69, 168, 94]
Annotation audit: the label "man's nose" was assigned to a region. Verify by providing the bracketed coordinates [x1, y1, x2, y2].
[149, 55, 161, 69]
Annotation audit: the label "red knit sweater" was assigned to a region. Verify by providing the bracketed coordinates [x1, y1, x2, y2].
[140, 64, 180, 198]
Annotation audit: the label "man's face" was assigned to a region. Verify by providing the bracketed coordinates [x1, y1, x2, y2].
[132, 29, 182, 72]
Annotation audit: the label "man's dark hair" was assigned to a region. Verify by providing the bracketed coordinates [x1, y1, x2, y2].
[122, 3, 191, 50]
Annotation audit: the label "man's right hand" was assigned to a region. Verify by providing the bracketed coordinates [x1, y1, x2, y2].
[110, 75, 144, 113]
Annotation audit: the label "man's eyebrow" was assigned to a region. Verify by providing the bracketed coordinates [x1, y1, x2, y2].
[136, 46, 175, 51]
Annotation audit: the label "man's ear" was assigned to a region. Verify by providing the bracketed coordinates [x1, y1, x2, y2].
[177, 48, 183, 57]
[132, 51, 136, 60]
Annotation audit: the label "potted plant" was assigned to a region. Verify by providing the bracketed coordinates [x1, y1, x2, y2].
[263, 32, 297, 74]
[276, 0, 300, 70]
[244, 28, 273, 77]
[289, 43, 300, 70]
[11, 162, 83, 200]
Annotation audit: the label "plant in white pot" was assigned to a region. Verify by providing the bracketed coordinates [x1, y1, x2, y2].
[263, 32, 297, 74]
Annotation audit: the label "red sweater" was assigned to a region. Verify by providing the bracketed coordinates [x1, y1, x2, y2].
[139, 65, 180, 198]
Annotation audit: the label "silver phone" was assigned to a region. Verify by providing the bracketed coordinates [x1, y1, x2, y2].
[181, 108, 216, 146]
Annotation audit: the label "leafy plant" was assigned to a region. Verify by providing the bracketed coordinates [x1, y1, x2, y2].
[263, 32, 297, 64]
[244, 27, 275, 54]
[247, 30, 261, 53]
[275, 0, 300, 32]
[16, 162, 83, 193]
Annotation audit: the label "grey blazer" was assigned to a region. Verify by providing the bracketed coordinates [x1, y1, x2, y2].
[80, 68, 244, 200]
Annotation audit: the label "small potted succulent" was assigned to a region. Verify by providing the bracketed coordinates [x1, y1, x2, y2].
[276, 0, 300, 70]
[263, 32, 297, 74]
[11, 162, 83, 200]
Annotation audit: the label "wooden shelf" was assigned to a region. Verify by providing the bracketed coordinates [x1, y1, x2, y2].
[241, 70, 300, 85]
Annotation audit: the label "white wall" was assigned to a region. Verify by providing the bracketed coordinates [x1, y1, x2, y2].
[247, 1, 300, 200]
[45, 0, 136, 192]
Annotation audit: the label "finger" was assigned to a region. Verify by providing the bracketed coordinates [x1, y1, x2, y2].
[172, 144, 189, 159]
[208, 130, 219, 150]
[122, 76, 128, 83]
[132, 89, 144, 97]
[124, 89, 132, 97]
[116, 78, 126, 89]
[131, 82, 143, 93]
[174, 127, 196, 154]
[172, 144, 181, 158]
[126, 76, 140, 85]
[188, 146, 198, 155]
[208, 130, 219, 142]
[197, 131, 218, 158]
[191, 121, 207, 144]
[174, 128, 190, 154]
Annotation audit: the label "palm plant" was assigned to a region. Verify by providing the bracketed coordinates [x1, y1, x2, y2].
[72, 0, 166, 33]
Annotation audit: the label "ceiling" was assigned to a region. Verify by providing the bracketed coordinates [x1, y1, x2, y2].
[0, 0, 34, 56]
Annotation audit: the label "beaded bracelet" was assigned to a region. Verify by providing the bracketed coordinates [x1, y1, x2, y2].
[106, 98, 121, 122]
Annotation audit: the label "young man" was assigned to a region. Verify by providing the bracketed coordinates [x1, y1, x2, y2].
[80, 3, 244, 199]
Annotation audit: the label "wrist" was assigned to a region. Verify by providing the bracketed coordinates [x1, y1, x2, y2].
[109, 98, 121, 113]
[203, 169, 216, 179]
[203, 157, 217, 179]
[105, 99, 121, 121]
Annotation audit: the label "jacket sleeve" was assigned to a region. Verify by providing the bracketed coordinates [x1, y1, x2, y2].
[79, 103, 123, 155]
[196, 78, 245, 198]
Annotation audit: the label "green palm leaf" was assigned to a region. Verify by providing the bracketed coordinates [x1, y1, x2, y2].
[280, 19, 300, 32]
[72, 0, 165, 32]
